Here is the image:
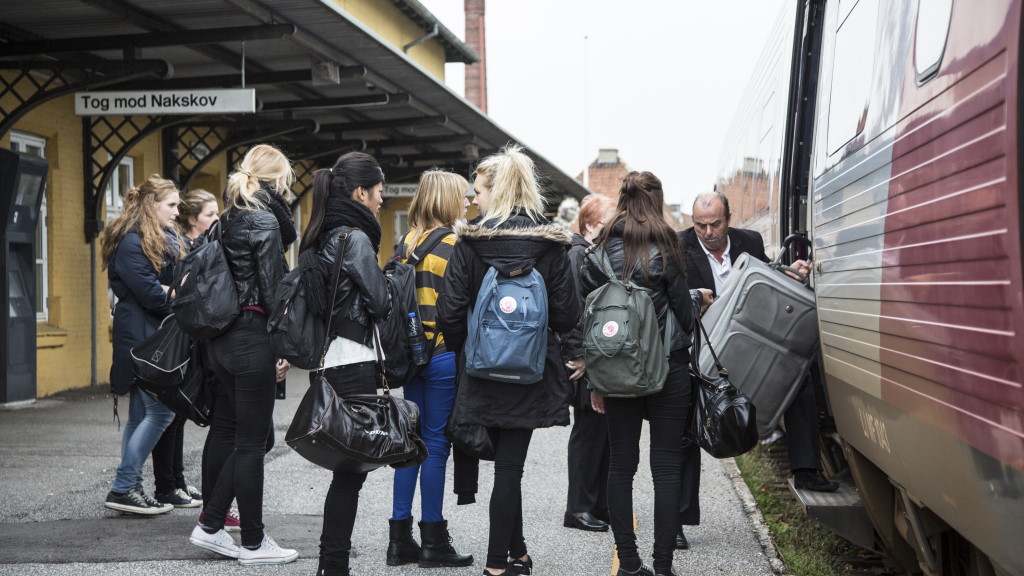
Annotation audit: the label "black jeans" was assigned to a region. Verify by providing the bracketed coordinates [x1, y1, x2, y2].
[605, 352, 691, 575]
[566, 380, 609, 517]
[201, 375, 275, 504]
[486, 427, 533, 570]
[318, 361, 379, 573]
[202, 312, 277, 547]
[152, 415, 187, 495]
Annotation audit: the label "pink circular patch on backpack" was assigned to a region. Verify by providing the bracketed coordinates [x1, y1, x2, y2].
[499, 296, 517, 314]
[602, 321, 619, 337]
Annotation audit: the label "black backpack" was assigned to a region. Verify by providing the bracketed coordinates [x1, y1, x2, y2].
[171, 218, 239, 340]
[267, 229, 350, 370]
[378, 228, 451, 387]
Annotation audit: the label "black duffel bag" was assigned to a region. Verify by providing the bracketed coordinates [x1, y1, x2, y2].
[285, 373, 427, 473]
[131, 314, 212, 426]
[687, 316, 758, 459]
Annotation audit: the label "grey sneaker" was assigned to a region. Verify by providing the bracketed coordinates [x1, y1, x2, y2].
[190, 525, 240, 558]
[104, 489, 167, 515]
[238, 534, 298, 565]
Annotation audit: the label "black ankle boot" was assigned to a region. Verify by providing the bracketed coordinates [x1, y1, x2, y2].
[419, 520, 474, 568]
[317, 561, 350, 576]
[386, 517, 420, 566]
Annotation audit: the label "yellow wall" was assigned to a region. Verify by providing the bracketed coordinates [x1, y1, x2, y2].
[333, 0, 448, 79]
[2, 1, 451, 398]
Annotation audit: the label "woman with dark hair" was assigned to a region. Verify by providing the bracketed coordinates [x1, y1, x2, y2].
[188, 144, 298, 565]
[437, 144, 581, 576]
[101, 175, 182, 516]
[579, 171, 710, 576]
[297, 151, 391, 576]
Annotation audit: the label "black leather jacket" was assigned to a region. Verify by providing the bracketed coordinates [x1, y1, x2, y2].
[579, 235, 696, 355]
[221, 207, 287, 310]
[317, 226, 390, 346]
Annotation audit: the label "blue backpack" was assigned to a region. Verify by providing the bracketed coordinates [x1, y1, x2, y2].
[465, 266, 549, 384]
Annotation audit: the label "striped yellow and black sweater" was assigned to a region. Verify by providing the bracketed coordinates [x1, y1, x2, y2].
[401, 230, 456, 355]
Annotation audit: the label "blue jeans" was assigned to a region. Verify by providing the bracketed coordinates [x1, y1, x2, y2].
[392, 352, 456, 522]
[111, 386, 175, 494]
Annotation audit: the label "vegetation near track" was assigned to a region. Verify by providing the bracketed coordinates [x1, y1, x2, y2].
[735, 441, 859, 576]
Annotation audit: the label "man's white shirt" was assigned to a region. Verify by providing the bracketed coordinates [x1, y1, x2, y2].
[698, 236, 732, 295]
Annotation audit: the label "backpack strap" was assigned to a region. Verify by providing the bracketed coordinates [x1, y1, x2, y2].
[404, 227, 453, 266]
[596, 245, 673, 360]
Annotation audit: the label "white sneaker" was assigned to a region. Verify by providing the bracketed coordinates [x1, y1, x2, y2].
[238, 534, 299, 565]
[190, 525, 240, 558]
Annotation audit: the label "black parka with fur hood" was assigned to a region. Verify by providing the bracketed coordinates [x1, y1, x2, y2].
[437, 214, 581, 429]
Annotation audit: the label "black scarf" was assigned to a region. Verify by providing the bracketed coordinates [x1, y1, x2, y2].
[298, 194, 382, 317]
[260, 186, 297, 248]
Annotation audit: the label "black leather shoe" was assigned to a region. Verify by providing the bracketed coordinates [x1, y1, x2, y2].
[793, 469, 839, 492]
[616, 564, 654, 576]
[563, 511, 610, 532]
[674, 527, 689, 550]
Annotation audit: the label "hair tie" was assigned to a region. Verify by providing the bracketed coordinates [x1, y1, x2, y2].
[242, 171, 253, 179]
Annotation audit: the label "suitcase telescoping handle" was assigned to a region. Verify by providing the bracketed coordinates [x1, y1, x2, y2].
[769, 234, 813, 286]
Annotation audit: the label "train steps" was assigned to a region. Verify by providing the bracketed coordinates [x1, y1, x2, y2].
[788, 468, 875, 550]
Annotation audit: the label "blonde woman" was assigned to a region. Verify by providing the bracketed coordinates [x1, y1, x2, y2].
[101, 175, 183, 516]
[148, 189, 221, 511]
[437, 145, 581, 576]
[387, 170, 473, 569]
[188, 144, 298, 565]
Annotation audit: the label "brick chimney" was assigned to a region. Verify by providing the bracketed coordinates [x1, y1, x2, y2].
[465, 0, 487, 112]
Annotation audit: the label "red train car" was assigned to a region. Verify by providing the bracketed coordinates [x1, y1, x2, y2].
[718, 1, 1024, 574]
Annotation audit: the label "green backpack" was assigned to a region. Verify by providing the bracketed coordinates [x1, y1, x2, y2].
[582, 247, 673, 398]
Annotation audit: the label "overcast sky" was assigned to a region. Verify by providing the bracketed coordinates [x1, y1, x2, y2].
[418, 0, 788, 212]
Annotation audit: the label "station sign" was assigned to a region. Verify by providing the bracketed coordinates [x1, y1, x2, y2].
[383, 183, 417, 198]
[74, 89, 256, 115]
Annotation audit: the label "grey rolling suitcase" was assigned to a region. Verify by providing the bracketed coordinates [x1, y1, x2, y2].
[697, 252, 818, 438]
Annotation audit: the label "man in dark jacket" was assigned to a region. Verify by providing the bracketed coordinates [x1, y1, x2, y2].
[676, 192, 836, 549]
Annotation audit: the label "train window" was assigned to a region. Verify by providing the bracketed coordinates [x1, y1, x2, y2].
[827, 0, 879, 155]
[915, 0, 953, 83]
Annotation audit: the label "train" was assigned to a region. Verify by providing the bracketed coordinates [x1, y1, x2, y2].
[715, 1, 1024, 575]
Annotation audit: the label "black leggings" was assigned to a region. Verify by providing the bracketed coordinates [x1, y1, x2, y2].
[202, 313, 277, 547]
[318, 362, 379, 573]
[486, 427, 534, 570]
[152, 415, 187, 495]
[605, 352, 691, 575]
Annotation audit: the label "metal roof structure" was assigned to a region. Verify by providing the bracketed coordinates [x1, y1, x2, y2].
[0, 0, 588, 236]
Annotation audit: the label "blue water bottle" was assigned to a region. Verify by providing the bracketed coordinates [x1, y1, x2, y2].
[407, 312, 429, 365]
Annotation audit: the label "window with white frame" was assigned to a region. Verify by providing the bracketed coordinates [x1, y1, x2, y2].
[395, 210, 409, 248]
[9, 131, 48, 322]
[105, 157, 134, 221]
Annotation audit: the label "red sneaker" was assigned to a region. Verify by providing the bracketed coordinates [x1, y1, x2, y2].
[199, 506, 241, 533]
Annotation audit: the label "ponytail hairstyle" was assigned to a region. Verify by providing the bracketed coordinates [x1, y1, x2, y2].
[101, 174, 181, 272]
[473, 143, 544, 227]
[224, 144, 294, 212]
[298, 151, 384, 253]
[403, 169, 468, 258]
[596, 171, 684, 281]
[175, 188, 218, 237]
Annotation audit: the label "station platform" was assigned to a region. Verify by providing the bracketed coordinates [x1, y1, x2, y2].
[0, 370, 785, 576]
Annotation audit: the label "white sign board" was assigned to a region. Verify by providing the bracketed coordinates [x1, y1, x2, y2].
[75, 89, 256, 115]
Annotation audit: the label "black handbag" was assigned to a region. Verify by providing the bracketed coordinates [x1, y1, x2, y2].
[131, 314, 212, 426]
[285, 262, 427, 473]
[687, 316, 758, 459]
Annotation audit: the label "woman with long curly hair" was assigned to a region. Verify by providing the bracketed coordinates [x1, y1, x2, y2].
[101, 174, 183, 516]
